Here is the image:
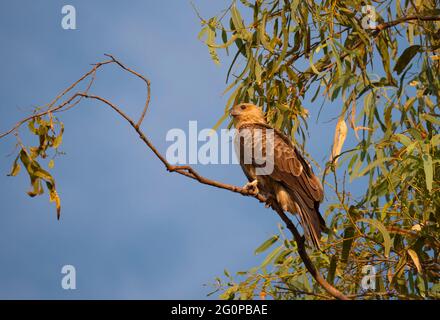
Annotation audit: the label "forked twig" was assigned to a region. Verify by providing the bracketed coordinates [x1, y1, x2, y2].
[0, 55, 349, 300]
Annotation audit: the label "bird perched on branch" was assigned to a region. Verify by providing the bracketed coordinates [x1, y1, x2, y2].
[230, 103, 326, 249]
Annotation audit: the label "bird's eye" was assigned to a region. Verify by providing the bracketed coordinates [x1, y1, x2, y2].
[240, 105, 247, 110]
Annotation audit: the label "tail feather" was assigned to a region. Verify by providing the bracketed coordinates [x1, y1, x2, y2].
[274, 184, 326, 249]
[292, 198, 325, 250]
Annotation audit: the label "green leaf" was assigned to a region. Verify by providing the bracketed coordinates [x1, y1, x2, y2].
[327, 254, 338, 284]
[239, 0, 253, 8]
[422, 153, 433, 192]
[254, 235, 279, 255]
[19, 148, 61, 218]
[207, 21, 220, 65]
[376, 34, 393, 81]
[431, 283, 440, 298]
[33, 166, 55, 182]
[358, 218, 391, 258]
[328, 39, 343, 77]
[302, 270, 311, 292]
[357, 157, 393, 177]
[341, 226, 355, 264]
[309, 49, 322, 75]
[219, 285, 238, 300]
[274, 249, 291, 264]
[421, 113, 440, 126]
[230, 3, 251, 40]
[52, 135, 63, 149]
[197, 26, 208, 41]
[394, 45, 421, 75]
[211, 84, 242, 131]
[230, 3, 244, 30]
[416, 274, 426, 298]
[260, 245, 283, 269]
[393, 133, 412, 147]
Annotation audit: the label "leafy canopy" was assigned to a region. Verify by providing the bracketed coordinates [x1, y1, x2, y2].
[2, 0, 439, 300]
[198, 0, 440, 299]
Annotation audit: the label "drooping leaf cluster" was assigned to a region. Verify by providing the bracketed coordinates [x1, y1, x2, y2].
[7, 113, 63, 218]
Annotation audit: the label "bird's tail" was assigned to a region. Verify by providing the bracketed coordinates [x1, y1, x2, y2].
[293, 198, 326, 250]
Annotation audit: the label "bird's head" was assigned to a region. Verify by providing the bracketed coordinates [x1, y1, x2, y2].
[230, 103, 266, 127]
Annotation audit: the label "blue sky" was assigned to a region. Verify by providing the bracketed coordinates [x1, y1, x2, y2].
[0, 1, 364, 299]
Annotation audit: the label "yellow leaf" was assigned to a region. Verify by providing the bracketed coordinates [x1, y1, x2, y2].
[7, 158, 21, 177]
[407, 249, 422, 273]
[49, 189, 61, 219]
[411, 224, 422, 232]
[330, 117, 347, 164]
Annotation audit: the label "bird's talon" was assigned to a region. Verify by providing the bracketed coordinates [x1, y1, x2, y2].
[243, 180, 259, 195]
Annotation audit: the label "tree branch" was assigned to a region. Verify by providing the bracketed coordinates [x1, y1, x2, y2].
[374, 15, 440, 32]
[269, 202, 349, 300]
[0, 55, 349, 300]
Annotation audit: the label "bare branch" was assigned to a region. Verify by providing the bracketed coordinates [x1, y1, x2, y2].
[0, 54, 349, 300]
[103, 54, 151, 128]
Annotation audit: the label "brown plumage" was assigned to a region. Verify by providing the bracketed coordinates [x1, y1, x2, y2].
[231, 103, 326, 249]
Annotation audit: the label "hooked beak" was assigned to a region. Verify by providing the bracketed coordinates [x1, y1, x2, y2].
[230, 109, 240, 117]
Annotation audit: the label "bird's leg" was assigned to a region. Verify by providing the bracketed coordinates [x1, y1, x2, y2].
[243, 179, 259, 195]
[264, 195, 276, 208]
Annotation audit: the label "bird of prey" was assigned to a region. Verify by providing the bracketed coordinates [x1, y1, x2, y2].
[230, 103, 326, 249]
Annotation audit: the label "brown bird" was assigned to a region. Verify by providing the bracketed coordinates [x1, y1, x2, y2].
[230, 103, 326, 249]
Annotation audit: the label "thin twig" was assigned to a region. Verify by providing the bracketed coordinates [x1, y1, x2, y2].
[0, 54, 349, 300]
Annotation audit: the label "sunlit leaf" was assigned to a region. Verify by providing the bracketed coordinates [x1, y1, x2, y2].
[407, 249, 422, 273]
[422, 153, 433, 192]
[254, 235, 279, 255]
[358, 218, 392, 258]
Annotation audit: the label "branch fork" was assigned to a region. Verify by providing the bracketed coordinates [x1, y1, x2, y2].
[0, 55, 349, 300]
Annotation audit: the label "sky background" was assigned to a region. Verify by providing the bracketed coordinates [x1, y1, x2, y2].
[0, 0, 364, 299]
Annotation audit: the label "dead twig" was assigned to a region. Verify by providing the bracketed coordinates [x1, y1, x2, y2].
[0, 54, 349, 300]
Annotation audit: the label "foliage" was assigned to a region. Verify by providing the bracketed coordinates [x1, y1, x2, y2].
[200, 0, 440, 299]
[1, 0, 439, 300]
[7, 114, 63, 218]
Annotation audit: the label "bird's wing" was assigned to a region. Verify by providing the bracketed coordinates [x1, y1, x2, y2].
[271, 130, 324, 204]
[269, 126, 326, 249]
[238, 123, 323, 204]
[238, 123, 325, 249]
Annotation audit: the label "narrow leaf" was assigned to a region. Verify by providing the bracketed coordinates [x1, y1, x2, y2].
[358, 218, 392, 258]
[422, 154, 433, 192]
[255, 235, 279, 255]
[394, 45, 421, 75]
[407, 249, 422, 273]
